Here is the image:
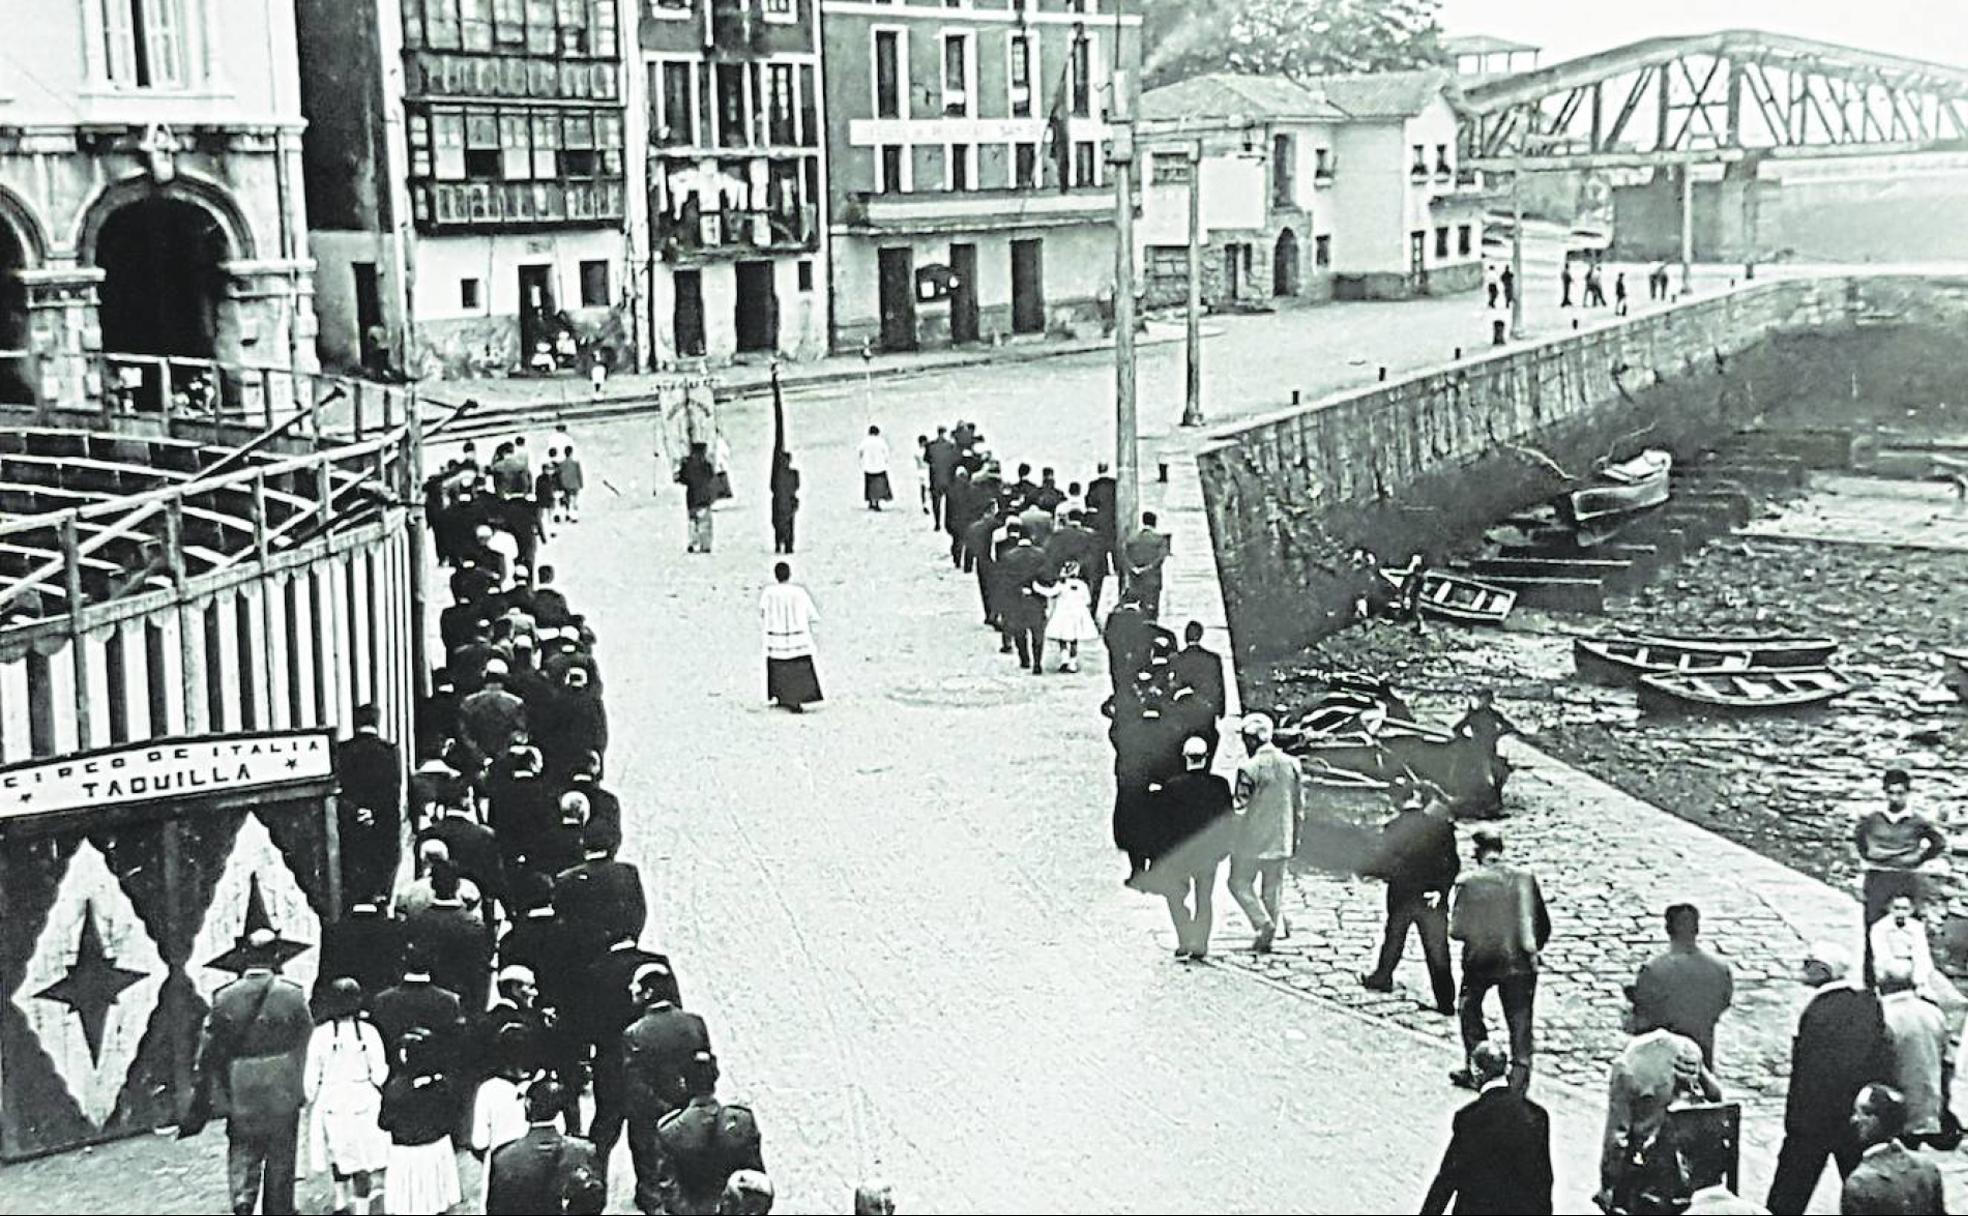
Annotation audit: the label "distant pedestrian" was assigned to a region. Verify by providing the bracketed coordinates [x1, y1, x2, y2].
[1585, 261, 1607, 307]
[186, 928, 315, 1216]
[1420, 1041, 1553, 1215]
[1560, 263, 1575, 308]
[1764, 940, 1892, 1215]
[1122, 512, 1171, 619]
[302, 980, 389, 1215]
[335, 703, 405, 908]
[1500, 265, 1516, 308]
[769, 450, 800, 555]
[557, 445, 585, 521]
[1840, 1084, 1946, 1215]
[1614, 272, 1630, 316]
[995, 525, 1055, 675]
[485, 1080, 601, 1215]
[1227, 712, 1302, 952]
[858, 425, 893, 511]
[914, 435, 932, 515]
[1449, 828, 1551, 1092]
[1487, 274, 1500, 309]
[1150, 736, 1235, 961]
[760, 562, 823, 713]
[1360, 779, 1459, 1015]
[1631, 903, 1734, 1068]
[678, 442, 719, 554]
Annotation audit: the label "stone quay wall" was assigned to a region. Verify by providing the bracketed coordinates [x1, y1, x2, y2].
[1196, 276, 1883, 667]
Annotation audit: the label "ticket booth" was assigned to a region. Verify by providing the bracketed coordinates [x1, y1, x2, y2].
[0, 729, 336, 1160]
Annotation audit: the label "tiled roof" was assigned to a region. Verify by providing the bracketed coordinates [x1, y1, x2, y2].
[1138, 72, 1348, 124]
[1302, 68, 1457, 119]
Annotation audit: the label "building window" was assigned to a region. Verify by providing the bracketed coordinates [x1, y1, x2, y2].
[1271, 133, 1294, 208]
[874, 29, 903, 120]
[1435, 143, 1452, 176]
[649, 0, 691, 13]
[716, 63, 746, 147]
[657, 61, 694, 146]
[1314, 147, 1331, 179]
[1069, 33, 1092, 118]
[799, 64, 820, 146]
[797, 260, 815, 292]
[1434, 226, 1450, 259]
[949, 143, 971, 191]
[1009, 33, 1033, 117]
[762, 0, 794, 22]
[879, 145, 906, 193]
[768, 64, 797, 144]
[942, 32, 971, 117]
[101, 0, 188, 88]
[1073, 141, 1096, 188]
[461, 278, 483, 309]
[579, 260, 610, 306]
[1458, 224, 1473, 256]
[1411, 144, 1428, 177]
[1014, 142, 1038, 189]
[1315, 234, 1331, 268]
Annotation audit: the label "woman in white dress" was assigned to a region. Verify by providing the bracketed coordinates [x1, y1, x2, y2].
[303, 979, 389, 1215]
[1046, 561, 1100, 673]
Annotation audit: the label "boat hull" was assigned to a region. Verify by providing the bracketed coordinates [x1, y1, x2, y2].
[1636, 668, 1853, 715]
[1573, 636, 1839, 687]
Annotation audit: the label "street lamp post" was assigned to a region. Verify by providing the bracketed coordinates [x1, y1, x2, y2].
[1509, 151, 1525, 340]
[1180, 141, 1204, 428]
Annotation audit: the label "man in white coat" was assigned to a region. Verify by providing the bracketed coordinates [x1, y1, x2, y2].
[858, 426, 893, 511]
[760, 562, 823, 713]
[1228, 713, 1302, 952]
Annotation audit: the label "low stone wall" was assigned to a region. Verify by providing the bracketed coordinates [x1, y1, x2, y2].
[1196, 276, 1862, 667]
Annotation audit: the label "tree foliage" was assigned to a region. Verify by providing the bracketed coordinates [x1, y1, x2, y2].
[1142, 0, 1448, 90]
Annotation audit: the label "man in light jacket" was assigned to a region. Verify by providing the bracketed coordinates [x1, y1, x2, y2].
[1450, 828, 1551, 1093]
[1227, 713, 1302, 952]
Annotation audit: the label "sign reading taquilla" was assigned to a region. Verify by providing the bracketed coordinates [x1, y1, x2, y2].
[0, 730, 336, 819]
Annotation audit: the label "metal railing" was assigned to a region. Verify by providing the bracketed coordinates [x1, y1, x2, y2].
[0, 356, 418, 631]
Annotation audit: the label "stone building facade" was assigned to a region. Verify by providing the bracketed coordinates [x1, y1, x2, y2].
[0, 0, 317, 407]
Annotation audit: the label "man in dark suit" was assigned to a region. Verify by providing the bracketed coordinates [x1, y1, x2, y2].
[419, 802, 504, 914]
[315, 901, 401, 1007]
[555, 822, 648, 954]
[963, 510, 1002, 625]
[924, 428, 959, 529]
[1122, 512, 1172, 619]
[624, 977, 715, 1214]
[189, 930, 316, 1216]
[402, 866, 491, 1013]
[1841, 1083, 1947, 1215]
[1084, 462, 1117, 543]
[1765, 940, 1894, 1214]
[371, 950, 465, 1065]
[1168, 621, 1226, 761]
[486, 1080, 602, 1215]
[583, 943, 678, 1167]
[1360, 780, 1460, 1015]
[994, 528, 1054, 675]
[1420, 1042, 1554, 1214]
[656, 1053, 765, 1216]
[335, 704, 404, 906]
[1450, 828, 1552, 1092]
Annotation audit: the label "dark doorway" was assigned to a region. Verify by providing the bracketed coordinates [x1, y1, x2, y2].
[673, 269, 706, 357]
[353, 262, 384, 376]
[1272, 229, 1300, 298]
[877, 247, 917, 352]
[0, 220, 26, 402]
[949, 243, 979, 344]
[94, 197, 226, 358]
[734, 260, 778, 353]
[1222, 244, 1242, 302]
[1010, 238, 1044, 334]
[518, 265, 555, 359]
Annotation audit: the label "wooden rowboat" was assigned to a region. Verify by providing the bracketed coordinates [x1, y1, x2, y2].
[1573, 635, 1839, 686]
[1378, 569, 1518, 625]
[1636, 668, 1853, 715]
[1557, 448, 1672, 530]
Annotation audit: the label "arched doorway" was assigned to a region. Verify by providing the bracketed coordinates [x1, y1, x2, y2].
[0, 219, 27, 400]
[93, 197, 228, 359]
[1272, 229, 1301, 298]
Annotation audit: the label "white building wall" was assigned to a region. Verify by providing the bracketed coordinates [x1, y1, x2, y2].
[1330, 123, 1407, 274]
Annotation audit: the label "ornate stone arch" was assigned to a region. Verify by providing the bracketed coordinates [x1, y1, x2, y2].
[73, 172, 258, 266]
[0, 184, 50, 268]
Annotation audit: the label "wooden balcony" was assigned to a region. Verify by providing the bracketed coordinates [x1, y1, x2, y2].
[657, 205, 820, 259]
[412, 178, 627, 232]
[836, 187, 1118, 235]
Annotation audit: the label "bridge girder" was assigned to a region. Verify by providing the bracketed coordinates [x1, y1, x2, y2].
[1460, 29, 1968, 171]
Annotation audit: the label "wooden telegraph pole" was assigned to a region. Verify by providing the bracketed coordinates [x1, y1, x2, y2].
[1180, 140, 1204, 428]
[1112, 55, 1139, 567]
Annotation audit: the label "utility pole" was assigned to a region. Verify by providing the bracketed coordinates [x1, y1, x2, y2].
[1112, 63, 1139, 568]
[1180, 141, 1204, 428]
[1509, 151, 1525, 340]
[1679, 159, 1695, 296]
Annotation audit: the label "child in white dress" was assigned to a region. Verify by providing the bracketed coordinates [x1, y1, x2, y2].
[1046, 562, 1100, 672]
[302, 979, 389, 1215]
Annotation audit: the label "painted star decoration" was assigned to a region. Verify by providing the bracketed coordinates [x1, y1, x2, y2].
[202, 874, 309, 977]
[34, 900, 147, 1066]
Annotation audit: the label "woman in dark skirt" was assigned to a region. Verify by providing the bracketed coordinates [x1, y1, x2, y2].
[857, 425, 894, 510]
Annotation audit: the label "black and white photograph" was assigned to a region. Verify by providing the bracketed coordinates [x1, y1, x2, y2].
[3, 0, 1968, 1210]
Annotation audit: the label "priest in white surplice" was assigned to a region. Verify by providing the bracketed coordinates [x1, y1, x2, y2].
[760, 561, 823, 712]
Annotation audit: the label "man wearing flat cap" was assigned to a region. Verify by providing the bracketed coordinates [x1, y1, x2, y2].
[1765, 940, 1894, 1214]
[188, 928, 315, 1216]
[1362, 778, 1460, 1016]
[1228, 712, 1302, 953]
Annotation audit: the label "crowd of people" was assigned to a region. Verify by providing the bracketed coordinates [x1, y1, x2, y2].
[186, 435, 875, 1216]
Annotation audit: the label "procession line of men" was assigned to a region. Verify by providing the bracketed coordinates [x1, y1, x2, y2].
[193, 436, 781, 1216]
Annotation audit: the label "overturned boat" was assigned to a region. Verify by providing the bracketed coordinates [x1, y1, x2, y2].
[1556, 448, 1672, 542]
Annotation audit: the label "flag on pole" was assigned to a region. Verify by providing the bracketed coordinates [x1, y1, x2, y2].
[1041, 33, 1079, 194]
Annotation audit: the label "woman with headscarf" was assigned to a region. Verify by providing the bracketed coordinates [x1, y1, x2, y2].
[304, 978, 389, 1215]
[770, 450, 801, 555]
